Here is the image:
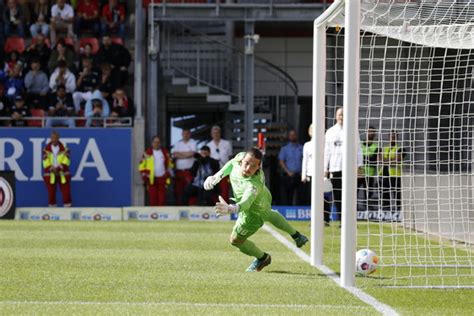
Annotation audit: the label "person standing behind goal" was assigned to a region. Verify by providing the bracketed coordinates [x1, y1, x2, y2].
[172, 129, 197, 205]
[324, 107, 363, 223]
[207, 125, 232, 201]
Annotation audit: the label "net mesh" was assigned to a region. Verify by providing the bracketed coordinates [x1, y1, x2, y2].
[322, 0, 473, 288]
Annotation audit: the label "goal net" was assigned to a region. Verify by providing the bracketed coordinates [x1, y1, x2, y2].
[319, 0, 473, 288]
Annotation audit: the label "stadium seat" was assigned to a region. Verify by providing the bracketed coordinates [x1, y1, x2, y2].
[28, 109, 45, 127]
[79, 37, 100, 54]
[4, 36, 26, 54]
[111, 36, 124, 46]
[63, 37, 75, 48]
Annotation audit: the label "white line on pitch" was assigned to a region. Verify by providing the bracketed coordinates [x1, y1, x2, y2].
[263, 224, 399, 316]
[0, 301, 374, 310]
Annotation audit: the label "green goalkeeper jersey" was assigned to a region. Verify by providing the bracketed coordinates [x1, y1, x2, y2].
[216, 152, 272, 225]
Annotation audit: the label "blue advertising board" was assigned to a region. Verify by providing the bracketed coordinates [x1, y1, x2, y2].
[0, 128, 131, 207]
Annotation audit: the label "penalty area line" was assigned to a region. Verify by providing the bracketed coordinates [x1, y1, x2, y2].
[263, 224, 399, 316]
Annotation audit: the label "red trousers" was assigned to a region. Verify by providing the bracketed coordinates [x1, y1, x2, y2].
[174, 169, 193, 204]
[219, 176, 230, 201]
[148, 176, 167, 206]
[45, 180, 72, 206]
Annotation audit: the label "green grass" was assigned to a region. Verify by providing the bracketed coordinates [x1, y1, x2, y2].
[0, 221, 472, 315]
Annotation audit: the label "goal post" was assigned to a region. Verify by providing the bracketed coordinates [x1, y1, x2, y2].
[312, 0, 474, 288]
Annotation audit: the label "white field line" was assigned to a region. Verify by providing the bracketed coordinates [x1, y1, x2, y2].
[263, 224, 399, 316]
[0, 301, 374, 310]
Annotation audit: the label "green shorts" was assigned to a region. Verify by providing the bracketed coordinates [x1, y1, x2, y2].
[231, 213, 264, 239]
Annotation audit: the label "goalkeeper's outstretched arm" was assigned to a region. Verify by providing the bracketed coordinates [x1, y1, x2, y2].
[203, 156, 235, 190]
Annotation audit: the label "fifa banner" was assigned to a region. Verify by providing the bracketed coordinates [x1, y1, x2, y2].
[16, 207, 122, 221]
[123, 207, 231, 221]
[0, 171, 16, 219]
[0, 128, 131, 207]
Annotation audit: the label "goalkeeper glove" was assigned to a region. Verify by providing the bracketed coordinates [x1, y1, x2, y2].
[204, 174, 220, 190]
[215, 195, 239, 217]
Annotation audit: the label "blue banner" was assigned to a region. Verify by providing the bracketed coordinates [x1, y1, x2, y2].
[0, 128, 131, 207]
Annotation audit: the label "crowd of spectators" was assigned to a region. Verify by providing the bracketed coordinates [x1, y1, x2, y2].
[0, 0, 133, 127]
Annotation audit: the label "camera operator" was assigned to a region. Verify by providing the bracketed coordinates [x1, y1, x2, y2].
[181, 146, 220, 206]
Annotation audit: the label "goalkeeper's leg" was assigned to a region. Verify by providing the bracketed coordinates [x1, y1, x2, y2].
[230, 222, 271, 272]
[266, 210, 308, 248]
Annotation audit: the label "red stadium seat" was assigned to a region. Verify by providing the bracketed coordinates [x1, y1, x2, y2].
[79, 37, 100, 54]
[111, 36, 124, 46]
[4, 36, 25, 54]
[31, 37, 51, 48]
[28, 109, 45, 127]
[63, 37, 75, 48]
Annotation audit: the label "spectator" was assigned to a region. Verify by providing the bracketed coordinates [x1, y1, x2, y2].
[48, 39, 76, 73]
[98, 61, 120, 93]
[110, 88, 131, 118]
[74, 0, 100, 37]
[49, 59, 76, 93]
[324, 107, 363, 223]
[4, 63, 24, 100]
[358, 126, 379, 211]
[172, 128, 197, 204]
[72, 57, 99, 112]
[24, 58, 49, 109]
[84, 87, 110, 127]
[3, 0, 25, 37]
[0, 85, 12, 126]
[182, 146, 220, 206]
[9, 94, 30, 127]
[45, 84, 75, 128]
[301, 123, 331, 225]
[77, 43, 98, 71]
[50, 0, 74, 46]
[96, 34, 131, 85]
[3, 50, 23, 74]
[279, 129, 303, 205]
[139, 136, 173, 206]
[100, 0, 125, 38]
[25, 33, 51, 72]
[207, 125, 232, 201]
[42, 130, 72, 207]
[380, 130, 403, 211]
[30, 0, 51, 38]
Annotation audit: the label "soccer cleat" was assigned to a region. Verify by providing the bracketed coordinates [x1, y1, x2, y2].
[294, 234, 309, 248]
[246, 254, 272, 272]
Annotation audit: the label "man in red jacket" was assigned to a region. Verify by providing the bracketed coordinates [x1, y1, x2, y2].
[139, 136, 172, 206]
[42, 130, 72, 207]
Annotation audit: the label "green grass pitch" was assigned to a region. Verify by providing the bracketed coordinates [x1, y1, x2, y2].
[0, 221, 472, 315]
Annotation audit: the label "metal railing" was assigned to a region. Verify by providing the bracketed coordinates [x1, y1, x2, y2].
[162, 21, 298, 122]
[0, 117, 133, 128]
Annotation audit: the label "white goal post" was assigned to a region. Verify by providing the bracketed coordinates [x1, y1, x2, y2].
[312, 0, 474, 289]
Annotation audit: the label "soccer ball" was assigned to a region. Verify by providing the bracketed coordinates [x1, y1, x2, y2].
[355, 249, 378, 276]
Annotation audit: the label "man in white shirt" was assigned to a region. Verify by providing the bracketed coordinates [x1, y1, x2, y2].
[207, 126, 232, 200]
[324, 107, 363, 222]
[51, 0, 75, 45]
[172, 129, 197, 204]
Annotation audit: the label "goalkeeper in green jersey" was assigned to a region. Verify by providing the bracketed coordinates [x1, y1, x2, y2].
[204, 147, 308, 272]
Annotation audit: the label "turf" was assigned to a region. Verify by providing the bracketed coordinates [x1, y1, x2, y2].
[0, 221, 374, 315]
[0, 220, 472, 315]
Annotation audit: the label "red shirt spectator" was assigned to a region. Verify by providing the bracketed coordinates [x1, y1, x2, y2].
[77, 0, 99, 19]
[101, 0, 125, 24]
[100, 0, 125, 38]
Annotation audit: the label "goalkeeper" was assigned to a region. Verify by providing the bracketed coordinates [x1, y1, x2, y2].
[204, 147, 308, 272]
